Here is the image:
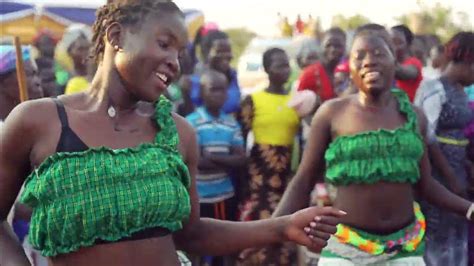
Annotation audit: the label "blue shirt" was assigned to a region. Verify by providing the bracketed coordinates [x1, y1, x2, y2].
[465, 85, 474, 102]
[190, 70, 242, 114]
[186, 107, 244, 203]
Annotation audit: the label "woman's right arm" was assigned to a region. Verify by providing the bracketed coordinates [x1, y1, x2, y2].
[0, 102, 40, 266]
[173, 116, 345, 255]
[428, 142, 466, 197]
[273, 101, 335, 217]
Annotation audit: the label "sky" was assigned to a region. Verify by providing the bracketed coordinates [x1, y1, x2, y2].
[19, 0, 474, 36]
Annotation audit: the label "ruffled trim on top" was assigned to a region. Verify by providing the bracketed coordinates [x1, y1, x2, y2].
[23, 96, 182, 186]
[329, 89, 419, 146]
[154, 95, 180, 150]
[393, 88, 419, 133]
[20, 96, 191, 257]
[33, 218, 183, 257]
[324, 89, 424, 186]
[325, 130, 423, 185]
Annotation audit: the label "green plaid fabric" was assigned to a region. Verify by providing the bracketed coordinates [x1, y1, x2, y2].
[324, 89, 424, 186]
[20, 96, 191, 257]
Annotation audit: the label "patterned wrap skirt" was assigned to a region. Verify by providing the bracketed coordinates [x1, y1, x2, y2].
[237, 143, 296, 265]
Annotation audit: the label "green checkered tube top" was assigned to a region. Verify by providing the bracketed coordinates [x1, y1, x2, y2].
[324, 89, 424, 186]
[20, 96, 191, 257]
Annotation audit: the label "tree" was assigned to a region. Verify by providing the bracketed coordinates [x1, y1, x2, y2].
[396, 2, 473, 42]
[331, 14, 371, 31]
[224, 28, 256, 68]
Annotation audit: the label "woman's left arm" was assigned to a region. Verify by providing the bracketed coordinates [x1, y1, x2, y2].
[172, 115, 344, 255]
[414, 107, 472, 217]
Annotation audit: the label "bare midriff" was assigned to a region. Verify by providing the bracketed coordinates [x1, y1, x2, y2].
[333, 181, 415, 234]
[48, 235, 180, 266]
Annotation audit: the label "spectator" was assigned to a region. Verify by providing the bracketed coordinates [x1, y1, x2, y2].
[238, 48, 301, 265]
[190, 30, 241, 115]
[64, 33, 92, 95]
[390, 25, 423, 102]
[32, 30, 59, 97]
[415, 31, 474, 266]
[297, 27, 346, 104]
[0, 45, 43, 123]
[186, 70, 246, 265]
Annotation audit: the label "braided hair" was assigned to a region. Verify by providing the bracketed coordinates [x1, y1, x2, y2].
[91, 0, 183, 62]
[444, 31, 474, 64]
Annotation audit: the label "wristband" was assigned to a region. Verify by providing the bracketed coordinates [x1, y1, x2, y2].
[467, 204, 474, 221]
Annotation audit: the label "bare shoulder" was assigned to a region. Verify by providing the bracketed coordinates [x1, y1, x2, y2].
[314, 96, 352, 121]
[411, 104, 428, 133]
[321, 96, 352, 111]
[411, 104, 425, 118]
[172, 112, 195, 139]
[171, 113, 197, 162]
[411, 104, 427, 124]
[1, 98, 59, 168]
[56, 92, 89, 108]
[4, 98, 58, 131]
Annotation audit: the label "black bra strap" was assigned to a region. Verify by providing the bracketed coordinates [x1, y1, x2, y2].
[53, 99, 69, 128]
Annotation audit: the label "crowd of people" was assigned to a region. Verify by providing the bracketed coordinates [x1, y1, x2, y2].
[277, 14, 319, 37]
[1, 0, 474, 266]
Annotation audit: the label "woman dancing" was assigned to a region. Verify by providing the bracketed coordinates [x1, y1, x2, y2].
[0, 1, 343, 266]
[274, 24, 473, 265]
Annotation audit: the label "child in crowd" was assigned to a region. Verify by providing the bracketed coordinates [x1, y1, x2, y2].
[186, 69, 246, 266]
[333, 60, 350, 96]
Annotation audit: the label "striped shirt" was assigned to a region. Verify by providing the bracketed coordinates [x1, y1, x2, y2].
[186, 107, 244, 203]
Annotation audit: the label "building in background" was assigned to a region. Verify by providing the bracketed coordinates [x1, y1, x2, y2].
[1, 1, 204, 44]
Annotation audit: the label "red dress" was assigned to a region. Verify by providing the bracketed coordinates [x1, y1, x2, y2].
[396, 57, 423, 102]
[295, 18, 305, 34]
[297, 62, 335, 102]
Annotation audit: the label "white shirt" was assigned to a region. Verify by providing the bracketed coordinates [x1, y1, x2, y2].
[414, 78, 446, 144]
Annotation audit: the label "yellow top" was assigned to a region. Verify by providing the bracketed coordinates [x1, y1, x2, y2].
[281, 22, 293, 38]
[64, 76, 90, 95]
[252, 91, 300, 146]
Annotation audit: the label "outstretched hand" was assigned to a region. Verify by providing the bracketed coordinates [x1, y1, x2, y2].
[284, 206, 346, 253]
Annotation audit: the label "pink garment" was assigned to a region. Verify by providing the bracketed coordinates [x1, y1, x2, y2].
[334, 60, 349, 73]
[200, 22, 219, 36]
[464, 102, 474, 138]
